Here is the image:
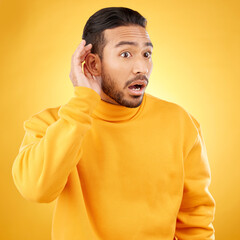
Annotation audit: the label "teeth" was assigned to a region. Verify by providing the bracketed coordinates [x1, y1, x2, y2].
[129, 85, 142, 91]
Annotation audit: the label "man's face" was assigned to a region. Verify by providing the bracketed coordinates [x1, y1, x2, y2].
[99, 25, 153, 108]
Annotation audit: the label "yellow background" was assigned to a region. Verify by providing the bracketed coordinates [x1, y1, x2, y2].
[1, 0, 239, 239]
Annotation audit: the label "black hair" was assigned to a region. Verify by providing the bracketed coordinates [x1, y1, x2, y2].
[82, 7, 147, 59]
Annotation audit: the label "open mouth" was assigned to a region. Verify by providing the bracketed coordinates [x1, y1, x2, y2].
[127, 80, 147, 95]
[128, 80, 147, 91]
[128, 84, 144, 91]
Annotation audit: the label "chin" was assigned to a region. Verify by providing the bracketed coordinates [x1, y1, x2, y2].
[102, 87, 144, 108]
[120, 95, 144, 108]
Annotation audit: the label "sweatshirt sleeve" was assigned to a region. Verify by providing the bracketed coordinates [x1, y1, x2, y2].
[12, 87, 101, 203]
[175, 120, 216, 240]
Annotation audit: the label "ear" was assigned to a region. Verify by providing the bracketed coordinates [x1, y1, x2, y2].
[85, 53, 102, 76]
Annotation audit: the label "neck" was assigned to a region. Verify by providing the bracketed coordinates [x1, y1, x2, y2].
[92, 93, 146, 122]
[100, 90, 120, 105]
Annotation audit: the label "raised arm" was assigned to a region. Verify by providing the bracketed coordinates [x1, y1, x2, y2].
[12, 40, 101, 203]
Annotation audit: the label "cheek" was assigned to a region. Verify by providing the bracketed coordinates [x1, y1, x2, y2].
[103, 58, 132, 79]
[103, 57, 122, 73]
[148, 61, 153, 76]
[109, 58, 130, 71]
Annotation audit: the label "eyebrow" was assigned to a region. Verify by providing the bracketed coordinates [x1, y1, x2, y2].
[115, 41, 153, 48]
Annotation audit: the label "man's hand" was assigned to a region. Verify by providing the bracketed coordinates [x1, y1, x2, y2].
[69, 40, 101, 95]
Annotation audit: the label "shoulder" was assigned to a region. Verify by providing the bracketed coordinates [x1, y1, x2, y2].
[144, 93, 201, 149]
[145, 93, 200, 128]
[24, 106, 61, 136]
[145, 93, 203, 157]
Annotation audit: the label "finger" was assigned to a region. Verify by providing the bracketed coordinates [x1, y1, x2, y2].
[73, 40, 86, 56]
[79, 49, 92, 62]
[72, 40, 86, 62]
[78, 43, 92, 59]
[77, 39, 86, 49]
[85, 43, 92, 50]
[74, 43, 92, 65]
[75, 41, 91, 56]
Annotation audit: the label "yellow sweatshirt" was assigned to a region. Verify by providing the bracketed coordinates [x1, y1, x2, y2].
[12, 87, 215, 240]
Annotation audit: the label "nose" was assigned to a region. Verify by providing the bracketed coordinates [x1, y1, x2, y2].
[132, 59, 149, 75]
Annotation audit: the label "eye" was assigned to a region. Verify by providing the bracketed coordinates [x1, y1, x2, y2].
[120, 52, 131, 58]
[143, 51, 152, 58]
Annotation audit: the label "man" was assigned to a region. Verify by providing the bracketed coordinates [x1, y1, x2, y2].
[12, 7, 215, 240]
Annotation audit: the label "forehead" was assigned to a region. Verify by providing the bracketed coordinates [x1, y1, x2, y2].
[103, 25, 151, 46]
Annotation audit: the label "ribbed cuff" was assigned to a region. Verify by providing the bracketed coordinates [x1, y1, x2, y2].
[58, 87, 101, 124]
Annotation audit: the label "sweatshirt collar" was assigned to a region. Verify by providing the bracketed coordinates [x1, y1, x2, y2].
[92, 94, 146, 122]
